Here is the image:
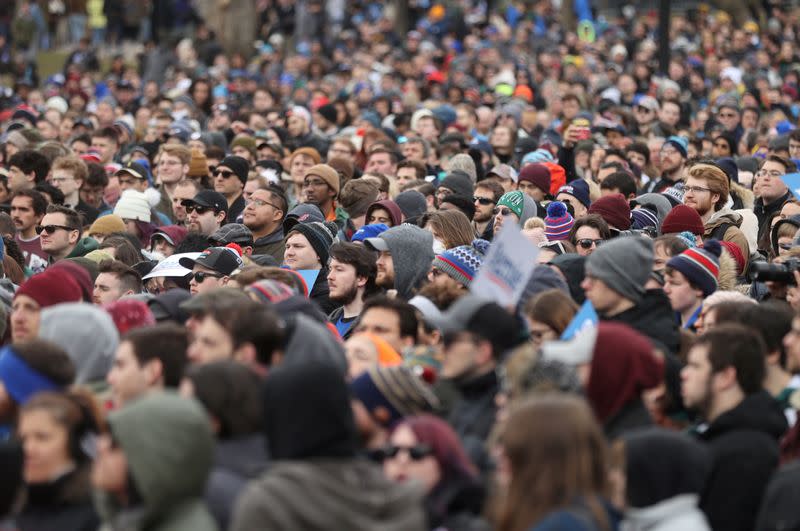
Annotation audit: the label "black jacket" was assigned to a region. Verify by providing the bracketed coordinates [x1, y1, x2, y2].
[754, 190, 792, 243]
[427, 477, 489, 531]
[698, 390, 788, 531]
[309, 269, 338, 315]
[17, 465, 99, 531]
[604, 398, 653, 440]
[755, 460, 800, 531]
[227, 193, 246, 224]
[447, 370, 499, 474]
[608, 289, 680, 356]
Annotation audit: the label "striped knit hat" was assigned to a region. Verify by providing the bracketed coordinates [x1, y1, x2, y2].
[666, 239, 722, 297]
[544, 201, 574, 240]
[349, 365, 439, 426]
[431, 239, 490, 287]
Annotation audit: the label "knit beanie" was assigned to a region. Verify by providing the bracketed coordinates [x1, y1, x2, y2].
[49, 260, 94, 301]
[588, 193, 631, 230]
[438, 171, 474, 198]
[634, 193, 672, 225]
[544, 201, 575, 240]
[230, 135, 257, 159]
[88, 214, 126, 237]
[349, 365, 439, 426]
[431, 239, 489, 287]
[448, 154, 477, 183]
[394, 190, 427, 220]
[661, 205, 704, 236]
[305, 164, 340, 196]
[666, 240, 722, 297]
[664, 135, 688, 158]
[218, 155, 250, 184]
[326, 157, 354, 182]
[352, 332, 403, 367]
[720, 240, 746, 276]
[542, 162, 567, 194]
[586, 237, 654, 304]
[497, 190, 525, 219]
[15, 269, 82, 308]
[339, 179, 380, 218]
[631, 207, 659, 231]
[288, 221, 339, 266]
[105, 299, 156, 335]
[557, 179, 592, 208]
[317, 103, 338, 124]
[187, 149, 208, 178]
[518, 163, 551, 194]
[113, 190, 151, 223]
[290, 147, 321, 165]
[521, 148, 556, 165]
[246, 279, 297, 304]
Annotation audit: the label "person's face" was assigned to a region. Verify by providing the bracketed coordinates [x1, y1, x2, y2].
[518, 181, 545, 202]
[681, 343, 713, 414]
[382, 424, 441, 493]
[683, 176, 718, 216]
[290, 154, 315, 184]
[117, 171, 148, 193]
[664, 269, 702, 313]
[231, 145, 253, 163]
[395, 167, 418, 189]
[415, 117, 439, 140]
[327, 258, 361, 303]
[365, 153, 396, 176]
[401, 141, 425, 162]
[80, 181, 104, 209]
[91, 136, 117, 164]
[188, 264, 225, 295]
[283, 232, 320, 270]
[562, 98, 580, 119]
[187, 315, 234, 363]
[596, 166, 617, 184]
[303, 172, 335, 206]
[442, 331, 480, 379]
[634, 105, 656, 125]
[473, 187, 497, 222]
[91, 433, 129, 494]
[50, 168, 82, 197]
[490, 126, 512, 149]
[659, 103, 681, 127]
[10, 195, 41, 233]
[580, 274, 624, 314]
[658, 144, 684, 173]
[493, 205, 519, 234]
[187, 204, 223, 236]
[345, 334, 379, 381]
[574, 225, 602, 256]
[38, 212, 78, 255]
[375, 251, 395, 288]
[213, 165, 244, 197]
[151, 235, 175, 257]
[171, 184, 196, 223]
[366, 207, 393, 226]
[779, 202, 800, 222]
[107, 340, 152, 407]
[627, 151, 647, 170]
[653, 244, 671, 272]
[287, 115, 307, 137]
[243, 189, 282, 232]
[717, 107, 740, 131]
[327, 141, 354, 162]
[711, 137, 732, 158]
[158, 154, 187, 185]
[757, 160, 789, 202]
[19, 409, 74, 484]
[93, 272, 126, 305]
[526, 318, 557, 349]
[355, 307, 405, 353]
[789, 139, 800, 161]
[11, 294, 40, 342]
[8, 165, 31, 192]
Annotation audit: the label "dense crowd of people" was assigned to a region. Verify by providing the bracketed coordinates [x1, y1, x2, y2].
[2, 1, 800, 531]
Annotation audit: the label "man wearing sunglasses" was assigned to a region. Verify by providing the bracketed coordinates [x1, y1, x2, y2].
[179, 246, 244, 295]
[472, 180, 503, 241]
[212, 155, 249, 223]
[182, 190, 228, 237]
[38, 204, 82, 263]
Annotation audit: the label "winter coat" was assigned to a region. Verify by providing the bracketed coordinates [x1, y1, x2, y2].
[607, 289, 680, 356]
[206, 434, 268, 530]
[95, 392, 217, 531]
[754, 190, 792, 242]
[309, 268, 337, 315]
[603, 399, 653, 441]
[447, 370, 499, 474]
[697, 390, 788, 531]
[18, 466, 99, 531]
[755, 460, 800, 531]
[530, 500, 621, 531]
[252, 227, 285, 264]
[426, 477, 489, 531]
[704, 209, 751, 271]
[622, 494, 709, 531]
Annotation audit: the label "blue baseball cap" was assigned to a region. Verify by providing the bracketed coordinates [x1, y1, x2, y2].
[351, 224, 390, 243]
[556, 179, 591, 209]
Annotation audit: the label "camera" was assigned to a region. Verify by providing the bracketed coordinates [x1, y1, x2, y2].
[751, 259, 800, 284]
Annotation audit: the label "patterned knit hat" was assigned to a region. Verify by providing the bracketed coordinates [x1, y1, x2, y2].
[349, 365, 439, 426]
[544, 201, 574, 240]
[431, 239, 489, 287]
[631, 207, 659, 231]
[246, 279, 297, 304]
[666, 239, 722, 297]
[497, 190, 525, 219]
[288, 221, 339, 266]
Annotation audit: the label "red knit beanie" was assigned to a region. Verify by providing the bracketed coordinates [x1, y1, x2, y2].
[518, 163, 551, 194]
[587, 193, 631, 230]
[661, 205, 705, 236]
[105, 299, 156, 335]
[720, 240, 746, 275]
[15, 270, 83, 308]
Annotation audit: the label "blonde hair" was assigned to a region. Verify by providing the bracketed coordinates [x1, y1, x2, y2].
[686, 163, 729, 210]
[523, 217, 545, 230]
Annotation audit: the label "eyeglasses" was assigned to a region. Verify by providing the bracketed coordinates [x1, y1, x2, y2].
[247, 198, 280, 209]
[191, 271, 224, 283]
[493, 206, 514, 216]
[50, 176, 74, 184]
[159, 159, 181, 166]
[576, 238, 603, 249]
[378, 444, 433, 461]
[303, 179, 328, 188]
[474, 196, 495, 206]
[35, 224, 76, 235]
[184, 204, 214, 215]
[213, 169, 236, 179]
[683, 185, 712, 194]
[756, 170, 784, 178]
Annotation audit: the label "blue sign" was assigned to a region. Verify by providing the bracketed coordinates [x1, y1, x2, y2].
[560, 300, 598, 340]
[782, 173, 800, 202]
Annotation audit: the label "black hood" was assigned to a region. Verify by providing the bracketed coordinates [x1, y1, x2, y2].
[624, 427, 711, 508]
[262, 363, 358, 460]
[702, 390, 788, 442]
[610, 289, 680, 355]
[770, 214, 800, 256]
[548, 253, 586, 304]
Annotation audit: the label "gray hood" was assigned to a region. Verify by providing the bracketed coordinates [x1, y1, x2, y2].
[284, 313, 347, 375]
[366, 224, 434, 300]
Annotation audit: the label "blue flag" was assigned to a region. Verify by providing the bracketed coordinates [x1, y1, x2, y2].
[560, 300, 599, 340]
[782, 173, 800, 202]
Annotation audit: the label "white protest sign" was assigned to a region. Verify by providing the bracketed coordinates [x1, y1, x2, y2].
[470, 221, 539, 307]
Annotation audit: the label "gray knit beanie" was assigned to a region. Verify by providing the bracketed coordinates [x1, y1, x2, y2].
[585, 237, 653, 303]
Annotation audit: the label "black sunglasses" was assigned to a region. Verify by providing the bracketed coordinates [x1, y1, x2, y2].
[213, 169, 236, 179]
[35, 224, 76, 235]
[379, 444, 433, 461]
[191, 271, 224, 283]
[577, 238, 603, 249]
[184, 204, 214, 215]
[473, 196, 495, 205]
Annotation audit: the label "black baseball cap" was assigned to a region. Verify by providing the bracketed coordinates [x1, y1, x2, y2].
[115, 161, 149, 181]
[178, 247, 243, 276]
[183, 190, 228, 213]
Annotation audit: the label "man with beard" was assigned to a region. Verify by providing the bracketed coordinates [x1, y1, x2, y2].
[682, 163, 750, 270]
[472, 180, 503, 241]
[11, 189, 48, 272]
[643, 136, 687, 193]
[363, 224, 434, 301]
[327, 242, 379, 339]
[301, 164, 339, 223]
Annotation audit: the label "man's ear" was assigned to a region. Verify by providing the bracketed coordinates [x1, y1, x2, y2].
[216, 211, 227, 224]
[143, 358, 164, 386]
[356, 275, 368, 289]
[234, 342, 257, 365]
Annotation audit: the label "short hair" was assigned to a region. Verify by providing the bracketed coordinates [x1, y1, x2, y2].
[360, 295, 418, 344]
[207, 301, 286, 366]
[404, 137, 430, 158]
[158, 143, 192, 164]
[11, 189, 47, 216]
[626, 142, 650, 165]
[11, 339, 75, 387]
[598, 161, 626, 174]
[686, 163, 729, 210]
[36, 182, 65, 206]
[265, 184, 288, 217]
[91, 126, 119, 144]
[85, 162, 109, 188]
[38, 142, 70, 163]
[175, 178, 203, 195]
[98, 235, 144, 266]
[51, 155, 88, 183]
[45, 204, 82, 236]
[600, 171, 636, 198]
[97, 259, 143, 294]
[475, 179, 505, 202]
[568, 214, 611, 243]
[653, 234, 689, 258]
[122, 323, 188, 387]
[367, 146, 399, 164]
[330, 137, 356, 155]
[8, 150, 50, 183]
[762, 155, 797, 174]
[716, 301, 793, 368]
[693, 324, 766, 394]
[396, 159, 427, 180]
[790, 129, 800, 143]
[328, 242, 379, 296]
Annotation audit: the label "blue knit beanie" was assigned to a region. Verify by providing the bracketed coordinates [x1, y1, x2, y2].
[431, 239, 490, 287]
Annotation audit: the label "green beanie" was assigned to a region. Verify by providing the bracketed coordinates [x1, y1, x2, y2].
[497, 191, 525, 219]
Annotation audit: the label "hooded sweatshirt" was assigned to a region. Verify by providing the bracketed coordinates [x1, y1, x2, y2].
[704, 208, 750, 270]
[95, 392, 216, 531]
[379, 224, 435, 300]
[231, 363, 425, 531]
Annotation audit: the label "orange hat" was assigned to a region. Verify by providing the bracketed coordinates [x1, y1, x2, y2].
[513, 84, 534, 103]
[359, 332, 402, 366]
